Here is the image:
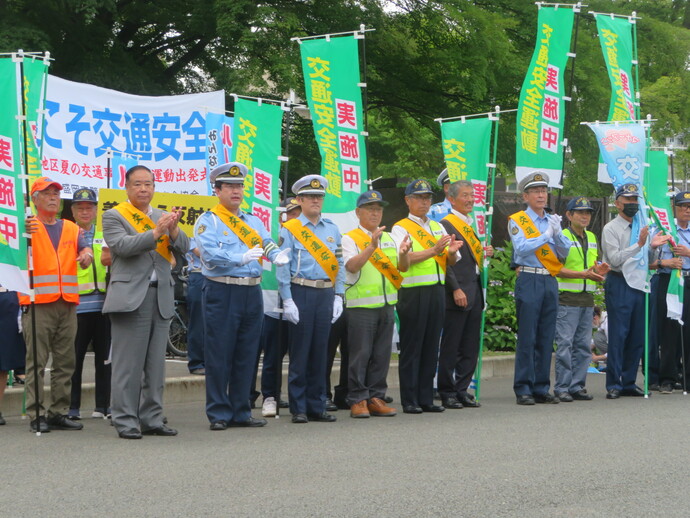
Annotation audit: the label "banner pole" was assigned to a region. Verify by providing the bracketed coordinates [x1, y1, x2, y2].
[632, 12, 641, 120]
[358, 24, 371, 184]
[669, 152, 675, 190]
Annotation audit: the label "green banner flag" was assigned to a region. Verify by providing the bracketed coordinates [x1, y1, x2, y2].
[645, 150, 683, 321]
[22, 58, 49, 183]
[231, 98, 284, 296]
[441, 116, 493, 243]
[595, 14, 638, 182]
[299, 35, 367, 215]
[515, 5, 575, 188]
[0, 58, 30, 293]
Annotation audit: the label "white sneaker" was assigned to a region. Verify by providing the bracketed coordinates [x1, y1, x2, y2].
[262, 397, 277, 417]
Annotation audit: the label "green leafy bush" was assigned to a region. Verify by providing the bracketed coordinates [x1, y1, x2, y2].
[483, 241, 517, 351]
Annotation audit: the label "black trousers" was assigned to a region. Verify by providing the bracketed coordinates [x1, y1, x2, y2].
[326, 310, 349, 405]
[71, 311, 111, 412]
[660, 276, 690, 385]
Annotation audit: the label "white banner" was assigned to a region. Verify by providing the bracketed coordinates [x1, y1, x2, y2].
[41, 76, 224, 197]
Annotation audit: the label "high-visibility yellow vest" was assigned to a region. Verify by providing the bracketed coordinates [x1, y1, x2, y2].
[345, 232, 399, 308]
[77, 230, 107, 295]
[398, 219, 446, 287]
[558, 228, 598, 293]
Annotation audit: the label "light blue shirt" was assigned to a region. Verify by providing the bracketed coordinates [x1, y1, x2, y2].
[194, 210, 280, 278]
[277, 213, 345, 300]
[427, 198, 452, 222]
[186, 237, 203, 271]
[509, 207, 571, 268]
[657, 222, 690, 272]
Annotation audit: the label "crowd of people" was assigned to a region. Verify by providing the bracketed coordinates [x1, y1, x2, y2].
[1, 164, 688, 437]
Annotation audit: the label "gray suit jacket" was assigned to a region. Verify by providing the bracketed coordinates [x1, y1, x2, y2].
[102, 207, 189, 319]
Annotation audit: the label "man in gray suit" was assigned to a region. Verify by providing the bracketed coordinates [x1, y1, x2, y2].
[103, 165, 189, 439]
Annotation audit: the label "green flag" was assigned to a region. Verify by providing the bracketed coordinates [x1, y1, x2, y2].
[22, 58, 49, 183]
[299, 35, 367, 214]
[515, 5, 575, 188]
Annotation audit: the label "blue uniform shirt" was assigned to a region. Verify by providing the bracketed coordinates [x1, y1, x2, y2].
[427, 198, 452, 222]
[194, 210, 280, 278]
[186, 237, 203, 271]
[277, 213, 345, 300]
[657, 222, 690, 273]
[509, 207, 572, 267]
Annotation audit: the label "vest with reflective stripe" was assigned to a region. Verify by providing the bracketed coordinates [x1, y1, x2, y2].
[77, 230, 107, 294]
[558, 228, 598, 293]
[400, 219, 445, 287]
[345, 232, 399, 308]
[19, 220, 80, 305]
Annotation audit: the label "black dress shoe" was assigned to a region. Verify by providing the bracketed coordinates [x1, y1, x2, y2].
[420, 404, 445, 413]
[334, 398, 350, 410]
[278, 399, 289, 409]
[47, 414, 84, 430]
[516, 395, 535, 406]
[383, 395, 394, 404]
[227, 417, 267, 428]
[29, 416, 50, 433]
[0, 412, 5, 425]
[402, 405, 423, 414]
[648, 383, 660, 392]
[570, 390, 593, 401]
[307, 412, 337, 422]
[459, 394, 481, 408]
[325, 399, 338, 412]
[441, 397, 463, 409]
[606, 389, 621, 399]
[142, 425, 178, 436]
[209, 421, 228, 431]
[291, 414, 308, 424]
[118, 430, 143, 439]
[534, 393, 559, 404]
[621, 386, 645, 397]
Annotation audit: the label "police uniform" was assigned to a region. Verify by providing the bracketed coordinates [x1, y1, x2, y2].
[185, 237, 205, 375]
[427, 168, 452, 222]
[194, 162, 287, 429]
[276, 175, 345, 422]
[509, 172, 572, 404]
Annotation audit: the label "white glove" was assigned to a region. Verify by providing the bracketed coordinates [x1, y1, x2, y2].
[241, 245, 264, 265]
[542, 223, 554, 240]
[273, 248, 291, 266]
[283, 299, 299, 325]
[331, 295, 343, 323]
[549, 214, 562, 235]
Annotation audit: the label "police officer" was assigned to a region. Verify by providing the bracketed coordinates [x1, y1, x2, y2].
[185, 237, 205, 376]
[554, 197, 609, 402]
[276, 175, 345, 424]
[391, 179, 462, 414]
[509, 172, 572, 405]
[194, 162, 290, 430]
[427, 168, 452, 222]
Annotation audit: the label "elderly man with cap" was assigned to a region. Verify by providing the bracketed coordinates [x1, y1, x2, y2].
[553, 197, 609, 402]
[343, 190, 411, 418]
[276, 174, 345, 424]
[391, 179, 462, 414]
[20, 177, 93, 432]
[68, 188, 112, 420]
[427, 168, 452, 222]
[601, 183, 667, 399]
[194, 162, 289, 430]
[509, 172, 572, 405]
[103, 165, 189, 439]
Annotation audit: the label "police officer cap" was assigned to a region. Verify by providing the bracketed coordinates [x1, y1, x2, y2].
[72, 188, 97, 204]
[405, 179, 434, 196]
[615, 183, 639, 199]
[357, 190, 389, 208]
[278, 197, 300, 213]
[437, 168, 450, 187]
[566, 196, 593, 212]
[518, 172, 550, 192]
[210, 162, 247, 184]
[674, 191, 690, 205]
[292, 174, 328, 196]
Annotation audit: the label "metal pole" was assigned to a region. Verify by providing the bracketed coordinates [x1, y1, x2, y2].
[358, 24, 371, 186]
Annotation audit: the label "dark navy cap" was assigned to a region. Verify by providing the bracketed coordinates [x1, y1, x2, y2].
[566, 196, 593, 212]
[615, 183, 639, 199]
[674, 191, 690, 205]
[405, 179, 434, 196]
[72, 188, 97, 203]
[356, 190, 389, 207]
[278, 197, 300, 213]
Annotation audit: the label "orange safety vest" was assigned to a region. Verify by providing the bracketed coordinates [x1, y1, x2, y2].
[19, 220, 80, 305]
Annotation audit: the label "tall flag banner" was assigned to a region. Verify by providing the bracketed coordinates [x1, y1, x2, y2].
[42, 76, 224, 196]
[230, 98, 284, 307]
[587, 121, 648, 291]
[594, 14, 638, 182]
[645, 150, 683, 321]
[111, 152, 139, 190]
[23, 58, 50, 183]
[0, 58, 30, 293]
[205, 112, 234, 174]
[515, 5, 575, 188]
[441, 116, 492, 244]
[299, 34, 367, 222]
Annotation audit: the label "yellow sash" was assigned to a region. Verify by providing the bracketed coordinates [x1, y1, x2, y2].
[210, 204, 264, 264]
[114, 202, 171, 263]
[283, 218, 339, 283]
[442, 213, 484, 270]
[509, 210, 563, 276]
[395, 218, 447, 272]
[346, 228, 403, 290]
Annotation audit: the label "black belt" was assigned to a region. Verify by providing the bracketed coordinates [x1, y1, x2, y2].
[609, 270, 623, 278]
[149, 280, 158, 287]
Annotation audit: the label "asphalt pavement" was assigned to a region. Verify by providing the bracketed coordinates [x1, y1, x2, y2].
[3, 371, 690, 517]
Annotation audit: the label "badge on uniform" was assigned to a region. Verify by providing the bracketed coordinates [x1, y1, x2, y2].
[327, 236, 335, 243]
[511, 226, 519, 235]
[278, 237, 284, 246]
[223, 231, 228, 235]
[197, 225, 206, 235]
